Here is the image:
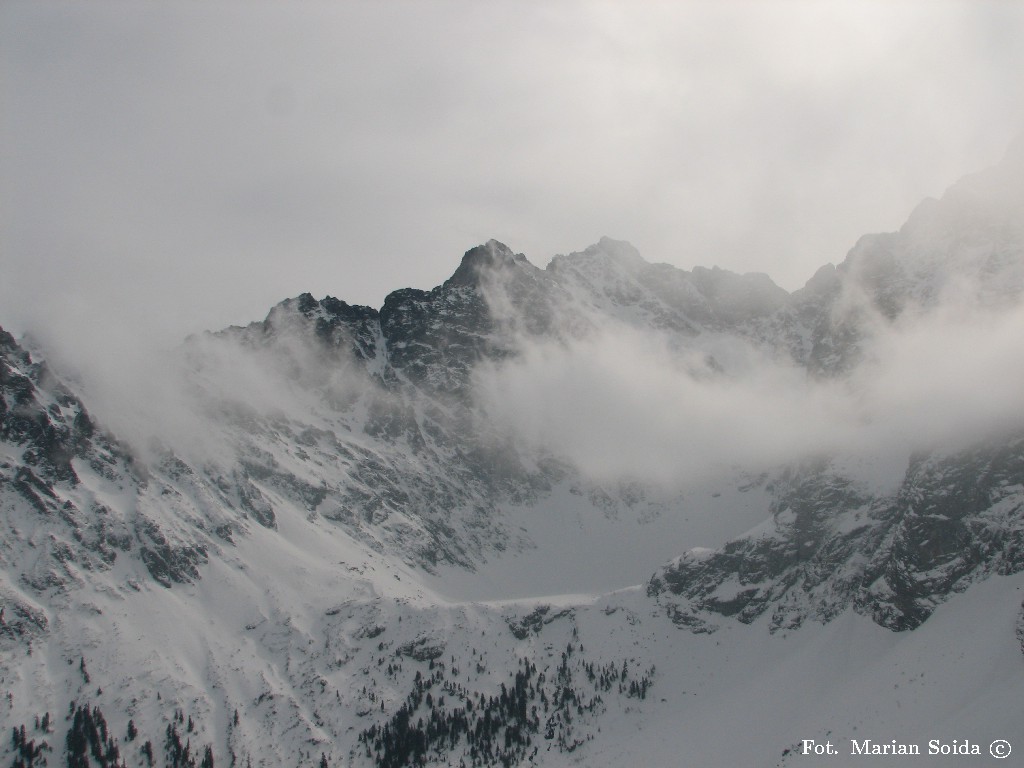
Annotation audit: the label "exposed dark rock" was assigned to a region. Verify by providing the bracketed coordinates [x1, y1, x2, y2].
[651, 434, 1024, 633]
[507, 605, 551, 639]
[397, 636, 445, 661]
[137, 519, 208, 587]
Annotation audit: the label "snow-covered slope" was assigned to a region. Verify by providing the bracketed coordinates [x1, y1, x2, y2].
[3, 142, 1024, 767]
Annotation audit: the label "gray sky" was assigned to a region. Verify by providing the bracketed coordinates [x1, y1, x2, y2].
[3, 0, 1024, 351]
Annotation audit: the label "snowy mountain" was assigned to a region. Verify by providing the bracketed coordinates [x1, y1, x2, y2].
[2, 142, 1024, 768]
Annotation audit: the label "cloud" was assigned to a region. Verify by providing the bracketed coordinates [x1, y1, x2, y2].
[472, 285, 1024, 487]
[849, 298, 1024, 450]
[26, 310, 381, 470]
[472, 320, 849, 485]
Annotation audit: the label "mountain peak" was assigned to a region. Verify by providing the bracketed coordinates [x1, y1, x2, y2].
[445, 239, 531, 288]
[546, 237, 646, 277]
[578, 236, 645, 265]
[593, 235, 643, 258]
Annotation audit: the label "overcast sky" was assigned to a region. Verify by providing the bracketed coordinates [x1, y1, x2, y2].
[3, 1, 1024, 352]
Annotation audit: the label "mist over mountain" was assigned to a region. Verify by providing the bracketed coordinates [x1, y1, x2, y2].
[2, 145, 1024, 767]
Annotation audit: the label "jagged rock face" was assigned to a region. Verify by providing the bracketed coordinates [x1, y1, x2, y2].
[0, 331, 220, 603]
[649, 434, 1024, 633]
[868, 437, 1024, 627]
[380, 240, 562, 398]
[0, 328, 95, 484]
[380, 283, 493, 396]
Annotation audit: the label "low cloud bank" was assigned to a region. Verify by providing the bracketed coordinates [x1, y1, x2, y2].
[25, 319, 379, 469]
[473, 297, 1024, 486]
[19, 264, 1024, 490]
